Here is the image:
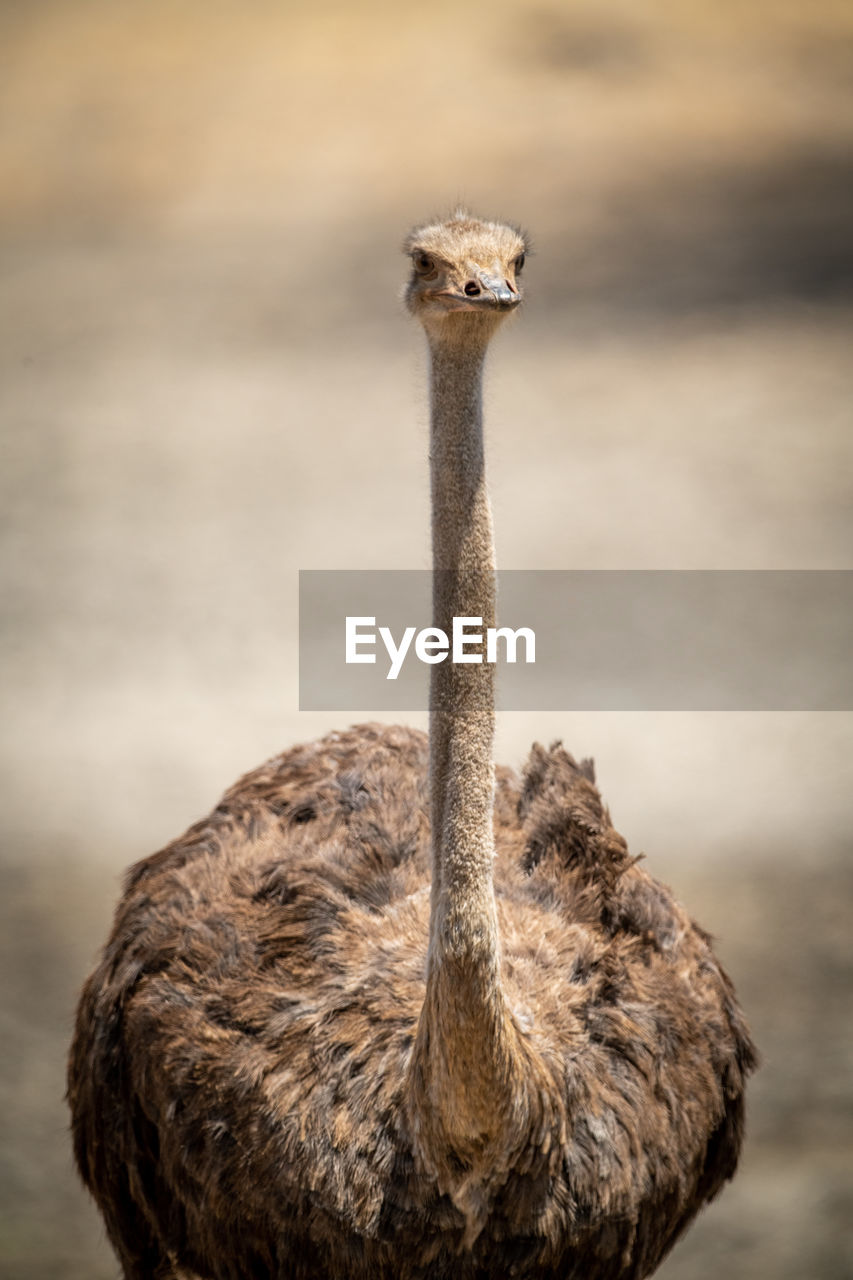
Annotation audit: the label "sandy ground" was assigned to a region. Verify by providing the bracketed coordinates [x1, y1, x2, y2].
[1, 2, 852, 1276]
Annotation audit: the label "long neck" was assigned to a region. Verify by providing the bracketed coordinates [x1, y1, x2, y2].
[428, 335, 497, 951]
[409, 326, 525, 1196]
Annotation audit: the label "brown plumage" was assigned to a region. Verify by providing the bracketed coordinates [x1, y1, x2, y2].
[68, 214, 756, 1280]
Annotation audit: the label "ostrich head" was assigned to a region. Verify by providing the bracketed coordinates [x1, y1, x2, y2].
[404, 211, 527, 343]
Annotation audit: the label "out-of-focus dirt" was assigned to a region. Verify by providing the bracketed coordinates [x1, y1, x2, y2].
[1, 2, 851, 1276]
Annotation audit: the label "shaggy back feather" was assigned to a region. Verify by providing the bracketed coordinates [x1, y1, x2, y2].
[69, 723, 756, 1280]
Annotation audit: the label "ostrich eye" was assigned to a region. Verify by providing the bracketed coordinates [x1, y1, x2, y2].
[514, 252, 526, 273]
[414, 252, 435, 274]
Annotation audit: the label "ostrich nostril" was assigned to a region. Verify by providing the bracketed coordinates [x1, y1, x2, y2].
[464, 281, 481, 297]
[505, 280, 517, 293]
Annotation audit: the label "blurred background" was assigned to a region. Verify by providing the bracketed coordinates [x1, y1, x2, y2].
[1, 1, 852, 1276]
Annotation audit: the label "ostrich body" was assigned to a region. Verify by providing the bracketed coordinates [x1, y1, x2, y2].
[68, 214, 756, 1280]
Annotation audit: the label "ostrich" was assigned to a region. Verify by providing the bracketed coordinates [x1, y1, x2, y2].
[68, 213, 756, 1280]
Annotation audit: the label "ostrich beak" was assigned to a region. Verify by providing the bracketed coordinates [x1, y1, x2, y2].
[424, 270, 521, 314]
[477, 273, 520, 309]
